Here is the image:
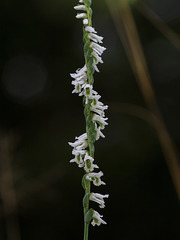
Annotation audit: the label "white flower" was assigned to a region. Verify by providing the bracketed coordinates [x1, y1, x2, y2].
[72, 82, 82, 94]
[85, 26, 97, 33]
[86, 171, 106, 186]
[71, 75, 87, 94]
[70, 65, 87, 80]
[70, 153, 84, 168]
[83, 18, 89, 25]
[68, 133, 88, 150]
[74, 5, 86, 11]
[91, 98, 108, 117]
[89, 193, 109, 208]
[79, 84, 93, 103]
[79, 0, 83, 3]
[72, 78, 86, 86]
[76, 133, 87, 141]
[91, 97, 108, 110]
[93, 61, 100, 72]
[84, 153, 99, 172]
[94, 123, 105, 140]
[92, 51, 103, 64]
[88, 33, 103, 44]
[76, 13, 87, 19]
[91, 210, 107, 226]
[70, 148, 87, 168]
[84, 84, 93, 97]
[92, 114, 108, 129]
[90, 42, 106, 56]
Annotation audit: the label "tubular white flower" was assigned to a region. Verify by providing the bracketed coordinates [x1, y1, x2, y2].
[75, 133, 87, 141]
[74, 5, 86, 11]
[72, 149, 86, 156]
[89, 193, 109, 208]
[70, 65, 87, 79]
[76, 13, 87, 19]
[70, 66, 88, 94]
[93, 62, 100, 72]
[84, 84, 93, 97]
[92, 93, 101, 101]
[68, 133, 88, 150]
[86, 171, 106, 186]
[91, 99, 108, 117]
[91, 210, 107, 226]
[92, 114, 108, 129]
[91, 97, 108, 110]
[90, 42, 106, 56]
[84, 153, 99, 172]
[70, 148, 87, 168]
[88, 33, 103, 44]
[79, 84, 94, 103]
[94, 123, 105, 140]
[72, 78, 86, 86]
[92, 51, 103, 64]
[70, 153, 84, 168]
[72, 82, 82, 94]
[85, 26, 97, 33]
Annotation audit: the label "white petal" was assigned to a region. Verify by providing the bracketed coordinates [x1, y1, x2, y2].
[85, 26, 97, 33]
[76, 13, 86, 19]
[90, 42, 106, 56]
[83, 19, 89, 25]
[74, 5, 86, 11]
[88, 33, 103, 43]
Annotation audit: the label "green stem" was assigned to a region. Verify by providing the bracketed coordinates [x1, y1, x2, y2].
[84, 223, 89, 240]
[83, 178, 90, 240]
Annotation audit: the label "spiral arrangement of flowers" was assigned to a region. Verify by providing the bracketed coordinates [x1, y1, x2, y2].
[69, 0, 109, 239]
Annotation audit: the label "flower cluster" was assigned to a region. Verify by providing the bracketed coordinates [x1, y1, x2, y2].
[69, 0, 108, 228]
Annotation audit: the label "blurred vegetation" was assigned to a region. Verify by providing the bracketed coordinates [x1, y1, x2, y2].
[0, 0, 180, 239]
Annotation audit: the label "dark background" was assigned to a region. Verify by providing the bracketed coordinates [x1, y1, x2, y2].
[0, 0, 180, 239]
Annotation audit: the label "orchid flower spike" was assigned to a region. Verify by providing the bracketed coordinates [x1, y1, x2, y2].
[69, 0, 109, 237]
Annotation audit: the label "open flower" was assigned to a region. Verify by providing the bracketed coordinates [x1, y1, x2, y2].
[85, 26, 97, 33]
[79, 84, 93, 101]
[68, 133, 88, 150]
[70, 65, 87, 81]
[88, 33, 103, 44]
[91, 97, 108, 117]
[89, 193, 109, 208]
[86, 171, 106, 186]
[84, 153, 99, 172]
[70, 151, 85, 168]
[92, 114, 108, 129]
[90, 42, 106, 56]
[91, 210, 107, 226]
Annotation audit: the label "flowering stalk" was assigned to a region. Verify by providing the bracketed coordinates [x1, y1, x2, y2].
[69, 0, 109, 239]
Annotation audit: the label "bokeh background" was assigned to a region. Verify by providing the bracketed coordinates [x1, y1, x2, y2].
[0, 0, 180, 239]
